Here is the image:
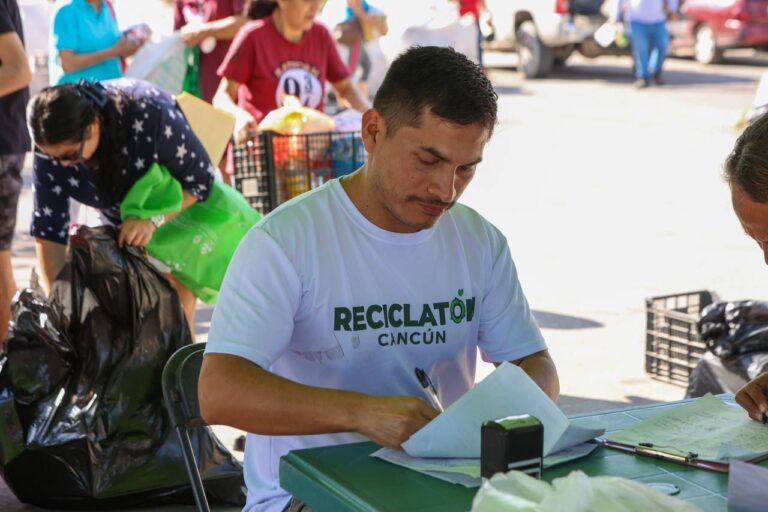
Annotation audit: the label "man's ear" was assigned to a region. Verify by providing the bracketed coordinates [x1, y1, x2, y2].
[361, 108, 383, 153]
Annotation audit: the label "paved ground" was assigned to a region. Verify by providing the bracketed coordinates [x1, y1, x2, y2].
[5, 49, 768, 508]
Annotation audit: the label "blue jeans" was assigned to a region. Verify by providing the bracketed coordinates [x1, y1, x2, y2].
[629, 21, 669, 79]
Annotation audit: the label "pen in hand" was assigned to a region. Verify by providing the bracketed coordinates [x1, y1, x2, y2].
[415, 367, 444, 412]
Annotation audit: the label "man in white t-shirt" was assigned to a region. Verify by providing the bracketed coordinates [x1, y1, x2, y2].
[200, 46, 560, 512]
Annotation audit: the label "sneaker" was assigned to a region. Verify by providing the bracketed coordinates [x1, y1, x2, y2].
[652, 73, 664, 86]
[634, 78, 650, 89]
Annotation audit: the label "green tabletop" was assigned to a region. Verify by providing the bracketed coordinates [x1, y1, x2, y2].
[280, 396, 746, 512]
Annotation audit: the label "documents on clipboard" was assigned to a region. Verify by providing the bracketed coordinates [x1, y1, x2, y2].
[602, 394, 768, 472]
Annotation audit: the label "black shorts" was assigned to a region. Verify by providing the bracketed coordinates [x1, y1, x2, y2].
[0, 153, 24, 251]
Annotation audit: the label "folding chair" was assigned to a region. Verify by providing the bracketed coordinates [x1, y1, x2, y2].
[162, 342, 211, 512]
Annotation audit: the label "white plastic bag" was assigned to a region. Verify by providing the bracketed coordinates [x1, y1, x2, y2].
[401, 3, 479, 64]
[472, 470, 702, 512]
[125, 33, 187, 95]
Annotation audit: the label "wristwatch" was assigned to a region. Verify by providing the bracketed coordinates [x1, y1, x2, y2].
[149, 215, 164, 228]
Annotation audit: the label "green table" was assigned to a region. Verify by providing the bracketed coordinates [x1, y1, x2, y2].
[280, 396, 745, 511]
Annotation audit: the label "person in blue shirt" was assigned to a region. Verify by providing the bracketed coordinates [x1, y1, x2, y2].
[48, 0, 142, 85]
[27, 78, 215, 330]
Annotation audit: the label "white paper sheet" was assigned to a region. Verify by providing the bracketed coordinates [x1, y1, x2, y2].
[728, 460, 768, 512]
[402, 363, 604, 458]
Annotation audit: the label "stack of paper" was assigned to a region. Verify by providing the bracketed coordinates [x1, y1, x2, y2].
[372, 363, 604, 487]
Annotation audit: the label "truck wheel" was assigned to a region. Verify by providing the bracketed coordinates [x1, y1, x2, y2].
[516, 21, 554, 78]
[694, 24, 722, 65]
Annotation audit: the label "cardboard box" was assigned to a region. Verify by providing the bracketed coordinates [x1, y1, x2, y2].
[176, 92, 235, 164]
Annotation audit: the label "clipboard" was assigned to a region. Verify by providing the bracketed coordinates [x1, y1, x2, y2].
[599, 438, 768, 473]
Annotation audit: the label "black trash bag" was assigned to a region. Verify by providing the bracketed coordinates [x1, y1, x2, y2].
[686, 351, 768, 398]
[0, 226, 245, 509]
[698, 300, 768, 358]
[686, 301, 768, 398]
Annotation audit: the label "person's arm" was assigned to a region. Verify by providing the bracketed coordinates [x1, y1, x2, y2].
[353, 2, 388, 38]
[35, 238, 67, 294]
[213, 78, 256, 142]
[51, 5, 138, 74]
[30, 155, 72, 292]
[118, 191, 198, 247]
[667, 0, 680, 18]
[615, 0, 625, 23]
[214, 26, 259, 140]
[332, 77, 372, 113]
[57, 38, 138, 74]
[496, 350, 560, 401]
[0, 31, 30, 97]
[199, 227, 439, 449]
[181, 15, 250, 47]
[736, 373, 768, 421]
[167, 190, 198, 220]
[199, 353, 439, 449]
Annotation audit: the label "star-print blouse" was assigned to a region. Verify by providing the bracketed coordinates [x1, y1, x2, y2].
[31, 78, 215, 244]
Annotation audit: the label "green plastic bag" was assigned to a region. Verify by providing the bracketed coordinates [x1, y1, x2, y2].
[182, 46, 203, 99]
[121, 163, 262, 303]
[120, 162, 183, 219]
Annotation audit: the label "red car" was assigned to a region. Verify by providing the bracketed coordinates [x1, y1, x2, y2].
[669, 0, 768, 64]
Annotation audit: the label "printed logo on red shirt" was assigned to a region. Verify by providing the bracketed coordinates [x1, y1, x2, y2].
[274, 61, 323, 109]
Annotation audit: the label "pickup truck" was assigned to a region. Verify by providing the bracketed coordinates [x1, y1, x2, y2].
[484, 0, 624, 78]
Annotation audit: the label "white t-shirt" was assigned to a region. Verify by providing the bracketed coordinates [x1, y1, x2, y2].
[206, 179, 547, 512]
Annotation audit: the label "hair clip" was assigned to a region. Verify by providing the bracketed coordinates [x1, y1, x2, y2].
[76, 79, 109, 109]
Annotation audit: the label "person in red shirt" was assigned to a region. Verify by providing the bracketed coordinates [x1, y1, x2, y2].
[173, 0, 249, 103]
[214, 0, 370, 141]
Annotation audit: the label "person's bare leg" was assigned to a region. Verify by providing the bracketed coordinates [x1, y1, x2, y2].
[0, 250, 16, 345]
[167, 274, 197, 340]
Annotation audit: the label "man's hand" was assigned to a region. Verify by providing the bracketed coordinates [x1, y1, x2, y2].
[354, 396, 440, 449]
[736, 373, 768, 421]
[118, 218, 156, 248]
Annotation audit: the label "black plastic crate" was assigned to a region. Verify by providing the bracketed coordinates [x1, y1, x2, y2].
[232, 131, 365, 214]
[645, 290, 717, 386]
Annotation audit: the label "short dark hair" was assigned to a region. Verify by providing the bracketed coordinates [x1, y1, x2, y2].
[726, 112, 768, 201]
[373, 46, 498, 137]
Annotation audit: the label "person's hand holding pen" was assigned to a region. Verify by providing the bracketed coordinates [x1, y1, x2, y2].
[415, 367, 444, 412]
[736, 372, 768, 423]
[354, 396, 440, 450]
[353, 368, 444, 450]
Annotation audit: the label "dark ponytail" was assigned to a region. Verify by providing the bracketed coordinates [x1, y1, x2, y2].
[28, 81, 127, 201]
[244, 0, 278, 19]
